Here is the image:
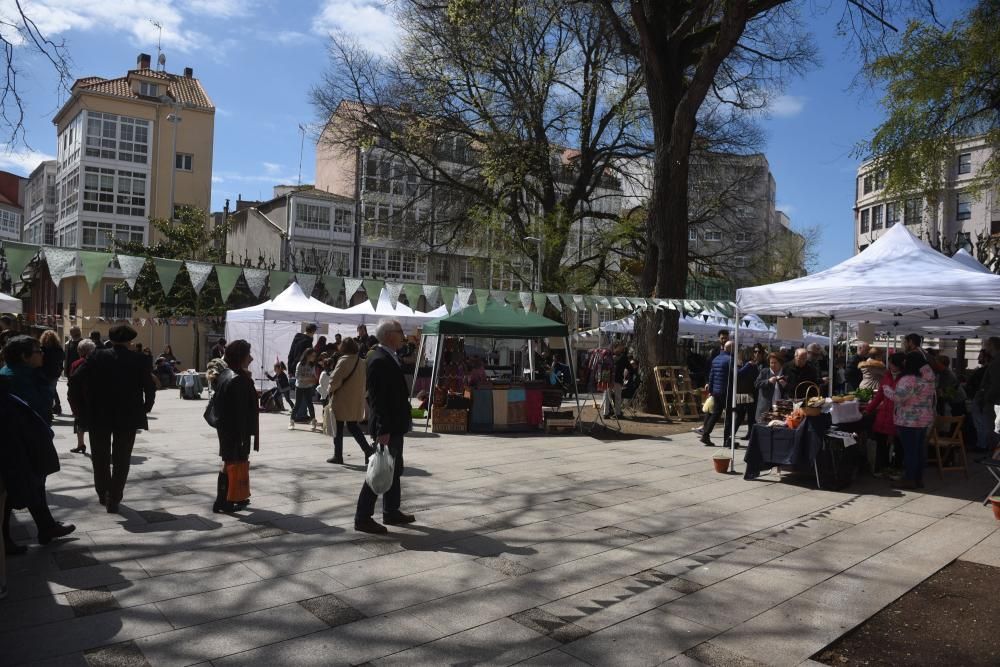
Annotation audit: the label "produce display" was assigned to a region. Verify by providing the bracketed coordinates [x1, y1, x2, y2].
[853, 387, 873, 402]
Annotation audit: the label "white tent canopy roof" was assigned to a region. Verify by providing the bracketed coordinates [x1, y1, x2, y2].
[736, 224, 1000, 323]
[340, 288, 448, 329]
[226, 282, 347, 323]
[951, 248, 991, 273]
[0, 291, 21, 314]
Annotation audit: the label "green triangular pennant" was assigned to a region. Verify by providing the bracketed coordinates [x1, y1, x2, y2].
[215, 265, 243, 302]
[78, 251, 112, 292]
[474, 288, 490, 314]
[153, 258, 184, 294]
[402, 283, 423, 310]
[533, 293, 547, 313]
[363, 279, 384, 307]
[268, 270, 293, 298]
[560, 294, 578, 311]
[2, 242, 40, 281]
[322, 276, 344, 304]
[440, 286, 457, 312]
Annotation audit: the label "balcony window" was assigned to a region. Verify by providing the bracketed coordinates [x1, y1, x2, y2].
[956, 193, 972, 221]
[860, 208, 870, 233]
[958, 152, 972, 175]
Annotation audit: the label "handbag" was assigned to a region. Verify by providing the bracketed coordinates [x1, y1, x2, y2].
[365, 443, 395, 495]
[225, 461, 250, 502]
[203, 392, 220, 428]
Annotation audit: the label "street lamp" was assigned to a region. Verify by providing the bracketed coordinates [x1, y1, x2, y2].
[524, 236, 542, 291]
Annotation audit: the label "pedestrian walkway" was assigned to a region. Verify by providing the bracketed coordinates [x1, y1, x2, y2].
[3, 387, 997, 666]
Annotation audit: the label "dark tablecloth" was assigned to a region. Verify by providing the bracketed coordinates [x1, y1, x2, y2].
[744, 414, 862, 489]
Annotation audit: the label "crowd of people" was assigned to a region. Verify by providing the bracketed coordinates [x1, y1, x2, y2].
[686, 328, 1000, 490]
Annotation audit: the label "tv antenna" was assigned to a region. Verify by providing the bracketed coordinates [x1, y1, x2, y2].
[297, 124, 306, 186]
[150, 20, 164, 70]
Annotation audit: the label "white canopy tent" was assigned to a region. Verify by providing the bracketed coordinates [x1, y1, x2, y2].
[0, 291, 21, 314]
[951, 248, 992, 274]
[225, 282, 350, 387]
[592, 312, 828, 346]
[730, 223, 1000, 471]
[331, 288, 448, 337]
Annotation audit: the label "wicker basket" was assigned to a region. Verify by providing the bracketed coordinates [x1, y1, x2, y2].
[795, 382, 824, 416]
[431, 407, 468, 433]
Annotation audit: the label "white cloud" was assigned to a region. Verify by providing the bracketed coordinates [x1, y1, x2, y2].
[312, 0, 400, 55]
[263, 29, 310, 45]
[179, 0, 256, 18]
[0, 145, 55, 175]
[776, 202, 796, 216]
[215, 107, 232, 117]
[261, 161, 282, 175]
[0, 0, 210, 54]
[768, 94, 806, 118]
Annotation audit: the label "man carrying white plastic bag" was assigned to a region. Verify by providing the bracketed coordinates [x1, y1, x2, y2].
[354, 319, 415, 534]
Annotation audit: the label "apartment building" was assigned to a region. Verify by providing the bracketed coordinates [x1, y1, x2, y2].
[226, 185, 356, 275]
[0, 170, 26, 242]
[855, 136, 999, 253]
[23, 160, 58, 245]
[51, 52, 215, 250]
[311, 101, 623, 292]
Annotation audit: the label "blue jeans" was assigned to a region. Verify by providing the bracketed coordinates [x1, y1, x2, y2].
[971, 403, 997, 451]
[897, 425, 927, 483]
[292, 387, 315, 421]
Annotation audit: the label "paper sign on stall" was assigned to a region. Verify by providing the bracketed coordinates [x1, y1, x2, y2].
[776, 317, 804, 341]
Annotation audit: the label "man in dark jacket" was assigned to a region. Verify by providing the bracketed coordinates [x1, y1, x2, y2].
[781, 347, 819, 397]
[64, 327, 83, 376]
[355, 318, 414, 534]
[845, 342, 869, 392]
[700, 341, 733, 447]
[286, 324, 317, 389]
[70, 324, 155, 513]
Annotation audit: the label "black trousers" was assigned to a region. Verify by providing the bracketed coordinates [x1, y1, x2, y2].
[335, 421, 370, 459]
[732, 403, 755, 437]
[703, 392, 732, 443]
[89, 429, 138, 502]
[355, 434, 403, 520]
[3, 478, 57, 542]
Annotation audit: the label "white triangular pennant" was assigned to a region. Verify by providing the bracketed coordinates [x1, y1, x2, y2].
[185, 261, 214, 295]
[422, 284, 440, 306]
[344, 277, 363, 302]
[573, 295, 586, 311]
[242, 268, 268, 297]
[456, 287, 473, 310]
[518, 291, 533, 311]
[546, 294, 563, 311]
[386, 282, 404, 308]
[296, 273, 317, 297]
[43, 248, 77, 286]
[116, 254, 147, 290]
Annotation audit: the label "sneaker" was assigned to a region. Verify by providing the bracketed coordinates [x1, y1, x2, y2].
[354, 517, 388, 534]
[700, 435, 715, 447]
[692, 427, 704, 435]
[288, 422, 295, 430]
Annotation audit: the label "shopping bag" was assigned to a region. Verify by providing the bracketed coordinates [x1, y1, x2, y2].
[225, 461, 250, 502]
[702, 394, 715, 413]
[365, 443, 395, 495]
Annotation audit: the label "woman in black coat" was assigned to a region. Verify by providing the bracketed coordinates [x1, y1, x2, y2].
[40, 330, 65, 415]
[755, 352, 787, 423]
[211, 340, 259, 513]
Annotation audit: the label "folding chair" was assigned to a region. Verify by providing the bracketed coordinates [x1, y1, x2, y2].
[927, 415, 968, 479]
[979, 445, 1000, 505]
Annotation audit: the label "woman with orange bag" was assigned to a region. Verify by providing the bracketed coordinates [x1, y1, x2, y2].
[212, 340, 259, 513]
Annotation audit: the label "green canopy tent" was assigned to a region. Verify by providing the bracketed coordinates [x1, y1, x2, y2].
[415, 301, 581, 431]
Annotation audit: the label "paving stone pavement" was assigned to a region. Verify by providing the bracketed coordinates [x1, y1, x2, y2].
[2, 385, 998, 666]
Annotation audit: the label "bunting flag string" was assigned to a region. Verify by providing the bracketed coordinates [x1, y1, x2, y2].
[296, 273, 317, 298]
[153, 258, 184, 295]
[474, 288, 490, 313]
[402, 283, 424, 310]
[322, 276, 344, 303]
[386, 282, 404, 308]
[267, 270, 293, 298]
[1, 242, 40, 281]
[546, 293, 563, 311]
[42, 248, 77, 287]
[532, 292, 548, 313]
[421, 284, 440, 307]
[518, 291, 533, 311]
[455, 287, 473, 311]
[117, 255, 147, 290]
[79, 251, 113, 292]
[362, 279, 384, 307]
[185, 261, 214, 295]
[214, 265, 243, 302]
[242, 268, 268, 297]
[344, 277, 363, 302]
[439, 286, 457, 313]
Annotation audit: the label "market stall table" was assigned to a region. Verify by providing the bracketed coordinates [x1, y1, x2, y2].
[744, 414, 863, 490]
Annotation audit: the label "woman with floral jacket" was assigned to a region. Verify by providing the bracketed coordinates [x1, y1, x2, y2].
[883, 352, 936, 489]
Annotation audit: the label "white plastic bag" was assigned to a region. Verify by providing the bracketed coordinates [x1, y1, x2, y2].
[366, 443, 395, 495]
[702, 395, 715, 413]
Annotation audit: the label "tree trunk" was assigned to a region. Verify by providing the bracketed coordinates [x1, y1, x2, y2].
[634, 307, 679, 413]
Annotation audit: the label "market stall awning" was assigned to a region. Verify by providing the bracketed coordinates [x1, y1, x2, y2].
[0, 291, 21, 314]
[423, 301, 568, 337]
[951, 248, 992, 273]
[736, 224, 1000, 323]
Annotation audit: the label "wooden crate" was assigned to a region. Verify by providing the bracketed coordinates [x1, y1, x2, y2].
[653, 366, 702, 420]
[431, 407, 468, 433]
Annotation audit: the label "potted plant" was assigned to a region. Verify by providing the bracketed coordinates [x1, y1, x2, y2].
[712, 452, 732, 474]
[990, 496, 1000, 521]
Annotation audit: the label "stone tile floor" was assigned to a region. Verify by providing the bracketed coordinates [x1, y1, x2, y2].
[2, 386, 998, 666]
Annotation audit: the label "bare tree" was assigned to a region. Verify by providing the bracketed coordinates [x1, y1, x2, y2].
[311, 0, 649, 292]
[0, 0, 72, 146]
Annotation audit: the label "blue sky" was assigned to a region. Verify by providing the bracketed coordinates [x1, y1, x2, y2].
[0, 1, 967, 271]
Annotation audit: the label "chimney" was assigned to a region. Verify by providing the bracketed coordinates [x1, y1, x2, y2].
[137, 53, 151, 70]
[183, 67, 193, 78]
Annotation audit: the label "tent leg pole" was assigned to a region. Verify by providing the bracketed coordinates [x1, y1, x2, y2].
[828, 318, 835, 396]
[567, 335, 582, 429]
[410, 334, 425, 398]
[730, 308, 739, 473]
[528, 339, 534, 381]
[426, 335, 444, 432]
